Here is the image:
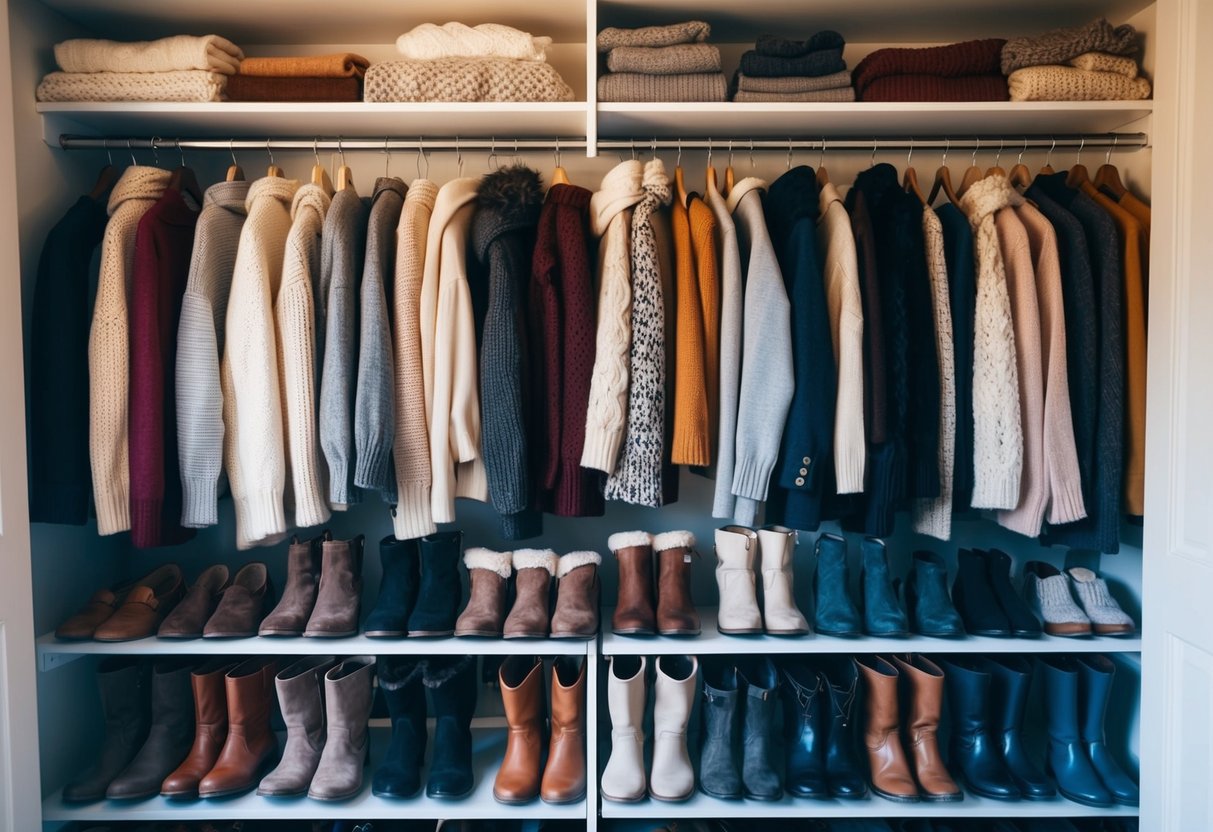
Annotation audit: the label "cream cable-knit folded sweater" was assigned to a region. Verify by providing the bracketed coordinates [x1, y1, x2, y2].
[392, 180, 439, 540]
[277, 183, 333, 530]
[395, 22, 552, 62]
[704, 174, 743, 518]
[582, 160, 645, 474]
[37, 70, 229, 103]
[54, 35, 243, 74]
[223, 176, 300, 547]
[89, 166, 170, 535]
[959, 174, 1024, 510]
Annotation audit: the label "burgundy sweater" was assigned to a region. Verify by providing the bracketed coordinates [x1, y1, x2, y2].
[853, 38, 1008, 101]
[129, 187, 199, 548]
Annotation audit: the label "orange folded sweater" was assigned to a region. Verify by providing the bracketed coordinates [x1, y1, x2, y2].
[238, 53, 370, 78]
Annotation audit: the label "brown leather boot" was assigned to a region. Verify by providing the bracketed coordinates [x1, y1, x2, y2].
[541, 657, 586, 804]
[454, 548, 513, 637]
[503, 550, 557, 639]
[550, 551, 601, 639]
[856, 656, 919, 803]
[893, 654, 962, 802]
[259, 533, 326, 636]
[610, 531, 656, 635]
[494, 655, 545, 804]
[654, 531, 700, 636]
[198, 658, 278, 798]
[94, 564, 186, 642]
[159, 565, 231, 639]
[304, 535, 364, 638]
[161, 660, 237, 798]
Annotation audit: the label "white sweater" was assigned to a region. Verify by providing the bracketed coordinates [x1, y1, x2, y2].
[89, 165, 170, 535]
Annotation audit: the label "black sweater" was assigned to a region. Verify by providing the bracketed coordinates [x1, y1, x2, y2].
[937, 202, 976, 509]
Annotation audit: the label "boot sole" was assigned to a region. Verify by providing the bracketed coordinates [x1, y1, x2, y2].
[788, 789, 833, 800]
[105, 789, 160, 801]
[427, 786, 474, 800]
[302, 631, 358, 638]
[612, 627, 656, 636]
[920, 790, 965, 802]
[968, 629, 1015, 638]
[364, 630, 407, 638]
[1094, 625, 1137, 636]
[601, 791, 647, 803]
[815, 631, 863, 638]
[650, 789, 694, 802]
[871, 785, 920, 803]
[258, 630, 304, 637]
[503, 632, 551, 639]
[541, 790, 587, 804]
[718, 627, 764, 635]
[308, 789, 363, 801]
[916, 631, 966, 638]
[256, 786, 307, 797]
[549, 632, 595, 639]
[1043, 623, 1094, 637]
[372, 786, 423, 799]
[743, 790, 783, 802]
[455, 629, 503, 638]
[161, 789, 199, 800]
[409, 630, 455, 638]
[830, 788, 869, 800]
[656, 629, 700, 636]
[92, 634, 150, 642]
[960, 775, 1021, 802]
[1057, 787, 1115, 808]
[766, 629, 811, 636]
[198, 784, 258, 799]
[493, 792, 539, 804]
[156, 633, 202, 639]
[699, 785, 743, 800]
[202, 632, 256, 639]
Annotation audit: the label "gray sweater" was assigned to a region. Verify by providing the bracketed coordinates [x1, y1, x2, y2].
[354, 177, 406, 500]
[176, 179, 250, 527]
[705, 178, 743, 519]
[319, 187, 370, 508]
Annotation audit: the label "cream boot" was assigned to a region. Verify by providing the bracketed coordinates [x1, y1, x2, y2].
[758, 525, 810, 635]
[601, 656, 647, 802]
[714, 526, 763, 634]
[650, 655, 698, 802]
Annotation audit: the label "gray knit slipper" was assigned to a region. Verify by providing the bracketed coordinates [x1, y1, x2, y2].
[1023, 561, 1092, 637]
[1066, 568, 1136, 636]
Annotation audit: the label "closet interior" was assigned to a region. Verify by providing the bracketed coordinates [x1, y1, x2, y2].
[9, 0, 1158, 829]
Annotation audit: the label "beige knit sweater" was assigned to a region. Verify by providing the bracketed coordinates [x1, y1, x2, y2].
[392, 179, 439, 540]
[89, 166, 171, 535]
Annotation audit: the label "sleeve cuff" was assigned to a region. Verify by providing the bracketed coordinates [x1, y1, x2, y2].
[181, 477, 219, 528]
[731, 455, 776, 503]
[392, 482, 437, 540]
[580, 428, 624, 475]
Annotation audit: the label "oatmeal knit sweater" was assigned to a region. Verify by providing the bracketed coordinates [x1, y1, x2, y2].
[89, 165, 170, 536]
[704, 174, 742, 518]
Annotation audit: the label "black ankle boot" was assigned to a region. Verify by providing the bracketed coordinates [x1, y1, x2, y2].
[779, 658, 828, 800]
[938, 657, 1020, 801]
[63, 658, 151, 802]
[105, 659, 196, 800]
[699, 659, 742, 799]
[365, 536, 421, 637]
[407, 531, 464, 637]
[981, 656, 1056, 799]
[372, 657, 427, 797]
[904, 550, 965, 637]
[982, 549, 1042, 637]
[951, 549, 1012, 637]
[820, 657, 867, 800]
[425, 656, 478, 798]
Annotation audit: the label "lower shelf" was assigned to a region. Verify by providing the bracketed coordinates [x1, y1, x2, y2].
[42, 727, 586, 822]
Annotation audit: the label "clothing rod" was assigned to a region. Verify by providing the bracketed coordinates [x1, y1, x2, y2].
[57, 133, 1148, 153]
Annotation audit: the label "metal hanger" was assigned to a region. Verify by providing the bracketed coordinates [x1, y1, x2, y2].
[225, 138, 244, 182]
[1094, 133, 1127, 197]
[706, 138, 718, 193]
[1008, 136, 1032, 189]
[674, 137, 688, 207]
[815, 136, 830, 186]
[455, 136, 464, 178]
[724, 139, 735, 195]
[957, 136, 983, 197]
[335, 136, 354, 191]
[1040, 136, 1057, 175]
[311, 137, 334, 194]
[265, 138, 283, 178]
[127, 138, 137, 167]
[1066, 135, 1090, 187]
[986, 136, 1007, 178]
[416, 136, 429, 180]
[903, 136, 926, 205]
[551, 136, 569, 186]
[168, 137, 203, 204]
[382, 137, 392, 178]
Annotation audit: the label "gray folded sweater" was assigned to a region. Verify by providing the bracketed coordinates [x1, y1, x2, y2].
[607, 44, 721, 75]
[736, 70, 852, 93]
[733, 87, 856, 102]
[597, 71, 727, 102]
[597, 21, 711, 52]
[1001, 17, 1138, 74]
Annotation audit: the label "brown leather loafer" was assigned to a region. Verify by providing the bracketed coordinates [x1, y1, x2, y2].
[94, 565, 186, 642]
[159, 565, 231, 639]
[204, 563, 271, 639]
[55, 582, 132, 640]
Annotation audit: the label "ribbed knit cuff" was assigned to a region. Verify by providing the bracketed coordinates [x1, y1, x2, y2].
[733, 496, 760, 527]
[233, 495, 259, 550]
[354, 442, 393, 494]
[129, 498, 163, 549]
[834, 450, 867, 495]
[180, 476, 219, 528]
[292, 483, 332, 531]
[997, 493, 1048, 539]
[393, 482, 437, 540]
[455, 457, 488, 503]
[731, 455, 775, 503]
[911, 460, 941, 501]
[1046, 480, 1088, 526]
[670, 429, 710, 468]
[327, 460, 361, 507]
[912, 500, 952, 541]
[580, 428, 624, 475]
[241, 488, 287, 544]
[501, 508, 543, 541]
[94, 484, 131, 536]
[970, 473, 1022, 512]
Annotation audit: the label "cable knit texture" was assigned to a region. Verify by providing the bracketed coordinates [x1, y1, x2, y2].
[1068, 569, 1134, 627]
[607, 44, 722, 75]
[1000, 18, 1139, 74]
[1008, 65, 1150, 101]
[363, 59, 573, 102]
[597, 72, 728, 102]
[89, 166, 170, 535]
[605, 159, 673, 507]
[396, 23, 552, 61]
[1069, 51, 1139, 77]
[38, 70, 228, 102]
[54, 35, 243, 74]
[582, 161, 645, 473]
[690, 196, 722, 471]
[177, 180, 249, 527]
[704, 174, 742, 518]
[277, 183, 332, 530]
[392, 179, 438, 540]
[597, 21, 711, 52]
[958, 174, 1024, 510]
[853, 39, 1004, 94]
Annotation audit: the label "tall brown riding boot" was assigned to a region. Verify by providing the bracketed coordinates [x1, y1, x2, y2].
[893, 654, 962, 802]
[503, 550, 557, 639]
[161, 660, 237, 798]
[610, 531, 656, 635]
[198, 658, 278, 798]
[455, 548, 513, 637]
[494, 655, 545, 803]
[541, 657, 586, 804]
[856, 655, 919, 803]
[550, 551, 602, 639]
[654, 531, 700, 636]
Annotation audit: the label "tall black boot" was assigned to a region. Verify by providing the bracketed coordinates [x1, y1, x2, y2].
[1039, 656, 1114, 808]
[425, 656, 478, 798]
[365, 536, 421, 637]
[63, 658, 151, 802]
[820, 657, 867, 800]
[106, 659, 196, 799]
[779, 658, 828, 800]
[1077, 655, 1139, 806]
[937, 657, 1020, 801]
[981, 656, 1056, 799]
[372, 657, 427, 797]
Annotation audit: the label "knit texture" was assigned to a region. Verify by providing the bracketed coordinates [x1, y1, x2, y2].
[277, 183, 332, 530]
[89, 166, 170, 535]
[226, 76, 361, 102]
[958, 174, 1024, 510]
[936, 203, 976, 510]
[1000, 18, 1139, 74]
[238, 53, 369, 78]
[1028, 573, 1090, 626]
[582, 161, 644, 474]
[1069, 51, 1139, 77]
[176, 180, 249, 527]
[28, 196, 107, 525]
[735, 70, 852, 93]
[669, 195, 712, 466]
[690, 197, 721, 467]
[605, 159, 673, 507]
[54, 35, 243, 74]
[396, 23, 551, 62]
[756, 31, 845, 58]
[739, 49, 845, 78]
[363, 59, 573, 102]
[606, 44, 722, 75]
[1008, 65, 1151, 101]
[853, 39, 1003, 93]
[597, 72, 727, 102]
[37, 70, 227, 102]
[391, 179, 438, 540]
[859, 74, 1008, 102]
[1068, 570, 1134, 627]
[734, 87, 855, 102]
[597, 21, 711, 52]
[705, 174, 742, 518]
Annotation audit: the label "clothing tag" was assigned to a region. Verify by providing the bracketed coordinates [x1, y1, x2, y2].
[684, 552, 692, 564]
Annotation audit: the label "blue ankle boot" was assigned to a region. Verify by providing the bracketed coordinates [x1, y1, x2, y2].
[860, 537, 909, 637]
[812, 534, 862, 637]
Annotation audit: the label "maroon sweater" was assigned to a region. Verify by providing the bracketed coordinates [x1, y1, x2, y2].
[853, 38, 1007, 100]
[530, 183, 604, 517]
[129, 187, 199, 548]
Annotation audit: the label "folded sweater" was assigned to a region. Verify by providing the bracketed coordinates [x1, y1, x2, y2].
[736, 70, 852, 93]
[597, 71, 727, 102]
[396, 22, 551, 62]
[37, 70, 227, 102]
[607, 44, 721, 75]
[237, 53, 369, 78]
[227, 75, 361, 102]
[1069, 51, 1138, 77]
[853, 38, 1004, 96]
[734, 87, 855, 102]
[364, 58, 574, 102]
[740, 48, 845, 78]
[1001, 18, 1139, 74]
[55, 35, 243, 75]
[1008, 65, 1151, 101]
[597, 21, 711, 52]
[755, 31, 845, 58]
[860, 74, 1009, 102]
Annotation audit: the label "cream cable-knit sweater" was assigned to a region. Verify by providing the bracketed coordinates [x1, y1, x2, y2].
[395, 23, 552, 62]
[704, 173, 742, 519]
[89, 166, 170, 535]
[392, 180, 439, 540]
[277, 183, 332, 530]
[583, 160, 645, 473]
[913, 208, 956, 540]
[54, 35, 243, 74]
[959, 174, 1024, 510]
[817, 181, 866, 495]
[223, 176, 300, 547]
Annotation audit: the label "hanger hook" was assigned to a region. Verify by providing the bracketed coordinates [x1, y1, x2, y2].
[971, 136, 980, 167]
[176, 138, 185, 168]
[870, 137, 878, 168]
[749, 138, 755, 171]
[819, 136, 826, 169]
[788, 137, 794, 171]
[229, 138, 238, 169]
[313, 137, 321, 167]
[455, 136, 463, 177]
[1047, 136, 1056, 167]
[907, 136, 914, 168]
[676, 137, 682, 168]
[728, 139, 734, 168]
[650, 136, 657, 160]
[942, 136, 949, 167]
[150, 136, 161, 167]
[417, 136, 427, 179]
[265, 138, 274, 168]
[707, 138, 713, 168]
[383, 137, 392, 176]
[337, 136, 346, 167]
[1105, 134, 1117, 165]
[489, 136, 497, 171]
[995, 137, 1004, 168]
[103, 137, 113, 166]
[1018, 136, 1028, 166]
[513, 136, 519, 164]
[554, 136, 562, 169]
[128, 137, 137, 167]
[630, 137, 637, 161]
[1077, 135, 1085, 165]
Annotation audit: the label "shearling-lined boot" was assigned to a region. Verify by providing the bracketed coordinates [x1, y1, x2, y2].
[550, 551, 602, 638]
[654, 531, 700, 636]
[609, 531, 656, 635]
[503, 549, 558, 639]
[455, 548, 513, 637]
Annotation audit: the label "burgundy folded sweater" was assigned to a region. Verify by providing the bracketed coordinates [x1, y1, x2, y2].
[226, 74, 362, 102]
[859, 74, 1009, 102]
[853, 38, 1006, 96]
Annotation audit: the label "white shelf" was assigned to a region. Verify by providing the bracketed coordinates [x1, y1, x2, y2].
[42, 726, 586, 822]
[600, 608, 1143, 655]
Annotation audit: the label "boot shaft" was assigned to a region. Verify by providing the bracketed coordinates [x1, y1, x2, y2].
[284, 533, 325, 596]
[377, 656, 426, 721]
[758, 525, 795, 572]
[275, 656, 337, 731]
[1077, 655, 1116, 743]
[701, 660, 741, 742]
[1038, 655, 1082, 742]
[855, 655, 901, 734]
[505, 549, 558, 636]
[323, 658, 375, 740]
[654, 531, 699, 631]
[498, 655, 545, 727]
[225, 658, 278, 729]
[319, 535, 364, 598]
[981, 655, 1032, 734]
[654, 655, 698, 731]
[939, 657, 992, 736]
[607, 655, 647, 731]
[892, 654, 944, 735]
[149, 659, 198, 732]
[715, 525, 758, 571]
[551, 551, 601, 636]
[549, 658, 586, 733]
[425, 656, 478, 723]
[98, 657, 151, 730]
[192, 660, 237, 728]
[610, 531, 656, 632]
[457, 547, 512, 633]
[738, 657, 779, 733]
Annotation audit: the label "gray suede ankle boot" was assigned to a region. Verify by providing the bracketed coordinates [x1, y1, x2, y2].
[698, 659, 742, 799]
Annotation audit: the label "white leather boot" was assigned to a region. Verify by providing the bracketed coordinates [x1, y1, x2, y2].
[650, 655, 698, 801]
[601, 656, 647, 802]
[714, 525, 763, 634]
[758, 525, 810, 635]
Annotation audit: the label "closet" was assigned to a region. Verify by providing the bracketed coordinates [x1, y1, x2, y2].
[0, 0, 1207, 829]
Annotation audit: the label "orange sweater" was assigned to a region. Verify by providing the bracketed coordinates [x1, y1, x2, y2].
[690, 195, 721, 462]
[670, 196, 710, 465]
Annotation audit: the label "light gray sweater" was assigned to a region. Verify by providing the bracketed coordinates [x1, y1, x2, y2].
[705, 176, 743, 519]
[175, 179, 249, 528]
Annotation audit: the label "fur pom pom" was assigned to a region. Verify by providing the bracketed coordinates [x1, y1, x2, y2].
[652, 530, 696, 552]
[512, 548, 558, 574]
[464, 547, 513, 579]
[477, 164, 545, 215]
[608, 530, 652, 551]
[557, 550, 602, 578]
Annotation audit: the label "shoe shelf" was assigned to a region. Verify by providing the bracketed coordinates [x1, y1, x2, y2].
[41, 725, 588, 823]
[599, 609, 1143, 656]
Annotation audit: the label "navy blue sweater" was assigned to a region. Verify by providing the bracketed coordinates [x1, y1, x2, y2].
[936, 202, 976, 510]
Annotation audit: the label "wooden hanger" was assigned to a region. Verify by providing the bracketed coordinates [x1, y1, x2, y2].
[1066, 136, 1090, 188]
[264, 139, 283, 178]
[88, 141, 117, 201]
[1039, 137, 1057, 176]
[551, 137, 569, 186]
[903, 139, 927, 206]
[985, 138, 1007, 179]
[1008, 137, 1032, 190]
[167, 141, 203, 205]
[335, 137, 354, 192]
[724, 140, 736, 196]
[706, 141, 718, 194]
[956, 139, 984, 198]
[815, 138, 829, 187]
[927, 138, 959, 205]
[225, 140, 244, 182]
[1093, 135, 1127, 198]
[311, 139, 334, 195]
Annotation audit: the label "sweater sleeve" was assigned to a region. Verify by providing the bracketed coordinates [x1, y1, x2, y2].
[581, 214, 633, 473]
[176, 290, 225, 527]
[320, 247, 359, 507]
[354, 242, 396, 496]
[709, 191, 743, 519]
[821, 207, 867, 494]
[529, 205, 563, 490]
[128, 218, 166, 547]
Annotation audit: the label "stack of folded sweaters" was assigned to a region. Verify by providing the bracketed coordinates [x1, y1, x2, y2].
[227, 53, 370, 102]
[36, 35, 242, 102]
[852, 38, 1008, 101]
[733, 31, 853, 102]
[1002, 18, 1150, 101]
[364, 22, 573, 102]
[596, 21, 727, 102]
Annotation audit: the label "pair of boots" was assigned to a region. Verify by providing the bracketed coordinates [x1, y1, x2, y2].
[259, 532, 366, 638]
[902, 551, 966, 638]
[456, 548, 601, 639]
[157, 562, 273, 639]
[373, 656, 478, 799]
[494, 655, 587, 804]
[779, 656, 867, 800]
[363, 532, 464, 637]
[699, 657, 781, 800]
[609, 531, 699, 636]
[257, 656, 375, 801]
[602, 655, 699, 802]
[951, 548, 1042, 638]
[714, 526, 808, 635]
[813, 535, 909, 637]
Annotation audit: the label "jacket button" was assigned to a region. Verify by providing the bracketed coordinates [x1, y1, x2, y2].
[795, 477, 805, 487]
[799, 467, 808, 476]
[803, 456, 811, 465]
